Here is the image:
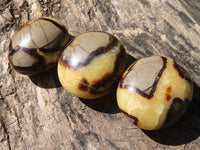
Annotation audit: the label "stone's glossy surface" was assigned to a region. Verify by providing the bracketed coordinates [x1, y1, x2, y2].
[117, 55, 193, 130]
[58, 31, 127, 99]
[8, 17, 69, 75]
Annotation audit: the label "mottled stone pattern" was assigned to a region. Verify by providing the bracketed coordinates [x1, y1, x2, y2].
[58, 31, 126, 99]
[117, 56, 193, 130]
[0, 0, 200, 150]
[8, 17, 69, 75]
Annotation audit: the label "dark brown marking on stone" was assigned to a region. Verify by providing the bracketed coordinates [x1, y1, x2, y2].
[121, 109, 138, 125]
[164, 97, 190, 128]
[8, 41, 19, 56]
[120, 56, 167, 99]
[165, 86, 172, 101]
[59, 35, 119, 70]
[173, 62, 191, 83]
[38, 19, 68, 53]
[9, 43, 45, 64]
[39, 33, 68, 53]
[10, 59, 55, 75]
[12, 18, 68, 54]
[78, 78, 89, 91]
[8, 43, 49, 75]
[89, 73, 113, 94]
[40, 17, 69, 35]
[75, 36, 118, 69]
[76, 44, 126, 94]
[89, 44, 126, 95]
[39, 45, 65, 53]
[9, 60, 46, 75]
[21, 47, 45, 65]
[171, 98, 183, 107]
[60, 37, 126, 94]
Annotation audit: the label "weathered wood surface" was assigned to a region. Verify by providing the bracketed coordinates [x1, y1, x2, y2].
[0, 0, 200, 149]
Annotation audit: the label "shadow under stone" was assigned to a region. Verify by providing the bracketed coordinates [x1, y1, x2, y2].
[29, 65, 62, 89]
[126, 53, 137, 68]
[80, 87, 120, 114]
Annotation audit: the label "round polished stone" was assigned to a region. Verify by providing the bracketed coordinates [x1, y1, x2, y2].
[58, 31, 127, 99]
[8, 17, 69, 75]
[117, 55, 193, 130]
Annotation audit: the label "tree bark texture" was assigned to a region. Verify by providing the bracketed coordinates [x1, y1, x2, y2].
[0, 0, 200, 149]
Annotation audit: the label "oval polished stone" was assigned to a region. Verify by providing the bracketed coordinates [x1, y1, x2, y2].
[117, 55, 193, 130]
[58, 31, 127, 99]
[8, 17, 69, 75]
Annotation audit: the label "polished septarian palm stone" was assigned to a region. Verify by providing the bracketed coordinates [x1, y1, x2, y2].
[8, 17, 69, 75]
[58, 31, 127, 99]
[117, 55, 193, 130]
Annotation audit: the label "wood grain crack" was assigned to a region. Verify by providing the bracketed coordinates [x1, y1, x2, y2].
[1, 119, 11, 150]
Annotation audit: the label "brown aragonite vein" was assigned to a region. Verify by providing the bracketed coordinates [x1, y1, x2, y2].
[8, 42, 46, 74]
[8, 41, 19, 55]
[38, 19, 69, 53]
[78, 43, 126, 95]
[39, 33, 68, 53]
[164, 98, 190, 128]
[173, 62, 192, 83]
[78, 78, 89, 91]
[40, 17, 69, 34]
[60, 35, 119, 70]
[89, 43, 126, 94]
